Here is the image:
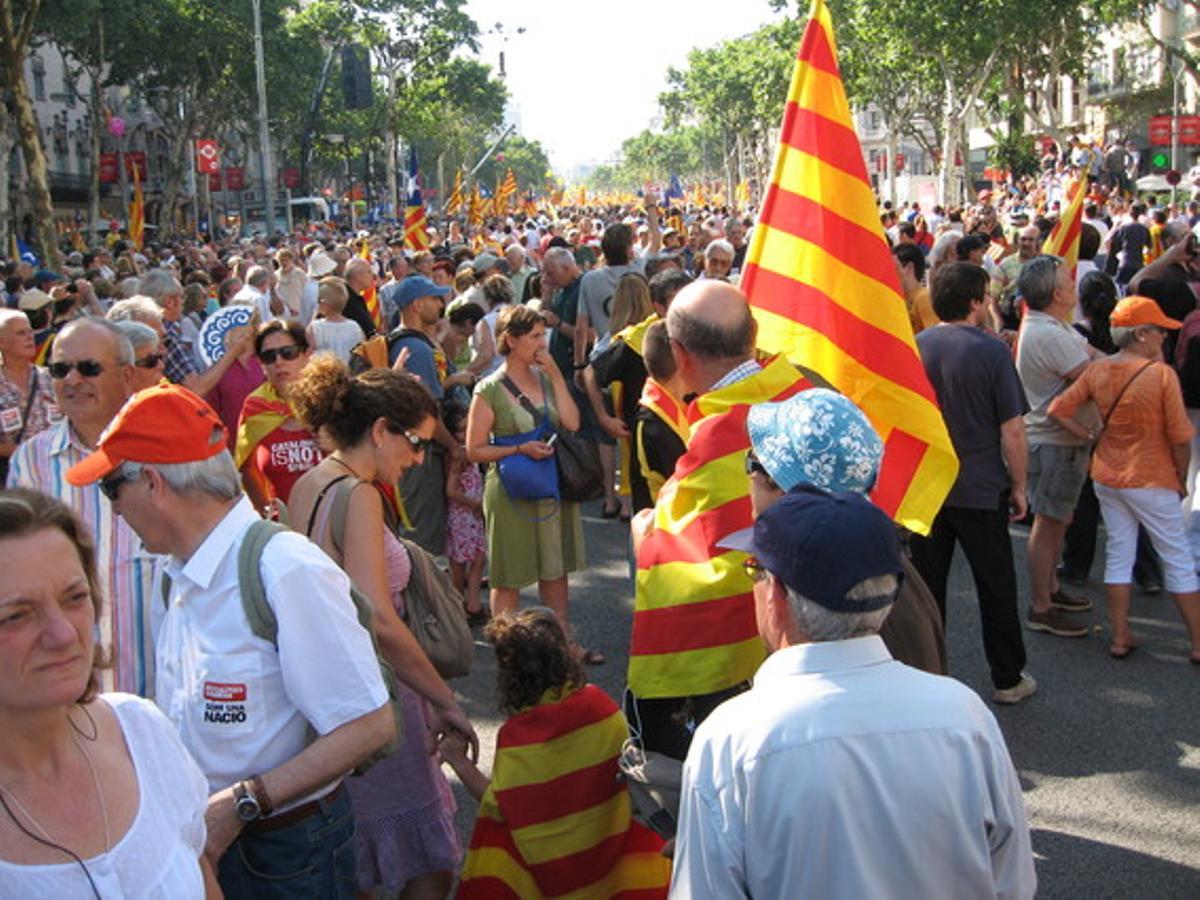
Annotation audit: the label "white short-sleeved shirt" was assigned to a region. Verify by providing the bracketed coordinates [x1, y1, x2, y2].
[155, 497, 388, 803]
[1016, 309, 1096, 446]
[0, 694, 208, 899]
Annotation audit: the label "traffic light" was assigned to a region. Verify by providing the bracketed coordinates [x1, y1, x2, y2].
[1150, 150, 1171, 173]
[341, 45, 373, 110]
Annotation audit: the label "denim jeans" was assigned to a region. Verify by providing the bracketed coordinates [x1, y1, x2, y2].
[217, 785, 358, 899]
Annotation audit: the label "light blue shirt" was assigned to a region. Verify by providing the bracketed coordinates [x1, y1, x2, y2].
[672, 635, 1036, 899]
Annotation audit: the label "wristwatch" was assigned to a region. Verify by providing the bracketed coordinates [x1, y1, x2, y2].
[233, 779, 264, 822]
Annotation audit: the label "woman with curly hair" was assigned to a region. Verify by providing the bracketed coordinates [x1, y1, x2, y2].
[286, 356, 477, 899]
[441, 608, 670, 898]
[0, 490, 218, 897]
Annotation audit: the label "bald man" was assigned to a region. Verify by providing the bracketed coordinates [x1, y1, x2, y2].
[625, 280, 814, 761]
[342, 256, 379, 338]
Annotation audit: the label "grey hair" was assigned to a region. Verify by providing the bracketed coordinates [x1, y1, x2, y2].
[117, 276, 142, 299]
[107, 296, 163, 327]
[57, 316, 135, 365]
[1016, 256, 1059, 311]
[112, 319, 159, 353]
[138, 269, 183, 306]
[121, 441, 241, 501]
[504, 243, 526, 260]
[1110, 324, 1152, 349]
[542, 246, 575, 270]
[246, 265, 272, 289]
[783, 574, 898, 642]
[0, 308, 26, 331]
[704, 238, 735, 260]
[1164, 220, 1193, 246]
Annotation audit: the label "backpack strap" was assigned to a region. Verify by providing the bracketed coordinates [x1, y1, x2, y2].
[237, 519, 291, 646]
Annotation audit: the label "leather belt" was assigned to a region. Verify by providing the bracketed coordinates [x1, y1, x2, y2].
[241, 783, 345, 836]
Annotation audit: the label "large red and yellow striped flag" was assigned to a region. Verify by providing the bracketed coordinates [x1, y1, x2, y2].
[445, 169, 464, 215]
[468, 183, 485, 226]
[1043, 174, 1086, 281]
[740, 0, 957, 535]
[129, 165, 145, 250]
[457, 684, 670, 898]
[357, 239, 383, 331]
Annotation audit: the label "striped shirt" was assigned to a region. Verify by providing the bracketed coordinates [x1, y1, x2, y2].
[7, 419, 160, 697]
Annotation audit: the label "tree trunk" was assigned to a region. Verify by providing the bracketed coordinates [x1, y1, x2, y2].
[87, 67, 103, 243]
[5, 49, 61, 269]
[0, 98, 11, 253]
[886, 127, 899, 207]
[384, 67, 398, 220]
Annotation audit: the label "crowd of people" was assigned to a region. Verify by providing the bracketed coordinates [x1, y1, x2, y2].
[0, 156, 1198, 896]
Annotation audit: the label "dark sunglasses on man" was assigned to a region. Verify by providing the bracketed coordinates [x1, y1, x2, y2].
[134, 352, 165, 369]
[48, 359, 105, 379]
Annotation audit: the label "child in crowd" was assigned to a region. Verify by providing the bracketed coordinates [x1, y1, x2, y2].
[444, 403, 488, 623]
[305, 275, 365, 363]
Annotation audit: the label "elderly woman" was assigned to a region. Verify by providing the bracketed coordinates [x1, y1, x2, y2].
[466, 306, 596, 660]
[0, 490, 218, 897]
[1050, 296, 1200, 661]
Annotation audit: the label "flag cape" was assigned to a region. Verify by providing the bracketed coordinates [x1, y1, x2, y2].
[129, 166, 145, 250]
[358, 240, 383, 330]
[457, 684, 670, 899]
[404, 147, 431, 251]
[629, 356, 810, 698]
[1042, 174, 1086, 280]
[636, 378, 690, 505]
[614, 314, 658, 358]
[739, 0, 957, 535]
[234, 382, 291, 470]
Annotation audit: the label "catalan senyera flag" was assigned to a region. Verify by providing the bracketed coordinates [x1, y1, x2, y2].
[445, 169, 464, 215]
[468, 182, 485, 226]
[404, 147, 431, 252]
[500, 167, 518, 203]
[129, 165, 145, 250]
[358, 239, 383, 332]
[522, 192, 538, 218]
[234, 382, 292, 501]
[1042, 173, 1086, 281]
[457, 684, 670, 899]
[735, 179, 751, 208]
[740, 0, 957, 535]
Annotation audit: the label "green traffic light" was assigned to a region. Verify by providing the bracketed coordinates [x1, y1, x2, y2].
[1151, 152, 1170, 168]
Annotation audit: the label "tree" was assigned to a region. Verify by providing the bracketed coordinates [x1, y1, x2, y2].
[0, 0, 60, 267]
[473, 134, 551, 196]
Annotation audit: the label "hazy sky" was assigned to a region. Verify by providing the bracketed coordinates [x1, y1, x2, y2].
[463, 0, 787, 176]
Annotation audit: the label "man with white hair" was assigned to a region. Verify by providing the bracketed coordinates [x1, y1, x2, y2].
[232, 265, 280, 323]
[671, 488, 1035, 899]
[701, 239, 735, 281]
[342, 256, 380, 338]
[505, 243, 535, 302]
[138, 269, 252, 395]
[113, 319, 167, 392]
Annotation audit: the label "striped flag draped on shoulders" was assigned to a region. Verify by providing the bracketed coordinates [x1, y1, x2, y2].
[740, 0, 957, 535]
[457, 684, 670, 898]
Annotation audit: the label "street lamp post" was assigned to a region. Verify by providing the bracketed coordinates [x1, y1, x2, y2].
[251, 0, 277, 236]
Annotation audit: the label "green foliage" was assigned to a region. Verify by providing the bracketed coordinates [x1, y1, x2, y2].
[988, 131, 1040, 180]
[475, 134, 552, 194]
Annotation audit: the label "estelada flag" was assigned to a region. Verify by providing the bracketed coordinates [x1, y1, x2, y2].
[404, 147, 431, 252]
[358, 239, 383, 331]
[457, 684, 670, 899]
[1042, 173, 1086, 281]
[129, 165, 145, 250]
[740, 0, 957, 535]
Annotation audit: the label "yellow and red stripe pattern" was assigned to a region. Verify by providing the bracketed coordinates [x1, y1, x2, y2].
[457, 685, 670, 899]
[1043, 174, 1086, 280]
[357, 240, 383, 331]
[445, 169, 464, 216]
[740, 0, 956, 535]
[636, 379, 690, 505]
[129, 165, 145, 250]
[468, 183, 485, 227]
[629, 355, 810, 699]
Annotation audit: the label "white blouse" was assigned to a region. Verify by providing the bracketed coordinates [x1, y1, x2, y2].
[0, 693, 208, 899]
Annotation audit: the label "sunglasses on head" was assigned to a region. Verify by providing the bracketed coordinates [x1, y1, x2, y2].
[257, 344, 304, 364]
[134, 352, 165, 369]
[48, 359, 105, 379]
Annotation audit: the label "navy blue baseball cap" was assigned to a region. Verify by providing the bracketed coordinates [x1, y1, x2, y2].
[387, 275, 449, 310]
[737, 486, 903, 613]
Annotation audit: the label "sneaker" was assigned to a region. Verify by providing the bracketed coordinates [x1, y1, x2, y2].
[1055, 565, 1089, 587]
[1050, 589, 1092, 612]
[1027, 606, 1088, 637]
[993, 673, 1038, 705]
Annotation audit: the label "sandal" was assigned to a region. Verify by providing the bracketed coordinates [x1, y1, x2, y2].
[465, 608, 490, 627]
[571, 642, 606, 666]
[1109, 643, 1138, 660]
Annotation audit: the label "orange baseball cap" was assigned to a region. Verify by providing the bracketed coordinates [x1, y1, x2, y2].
[66, 382, 229, 486]
[1109, 295, 1183, 330]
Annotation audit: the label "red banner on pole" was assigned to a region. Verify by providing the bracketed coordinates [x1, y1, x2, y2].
[208, 171, 223, 192]
[99, 153, 118, 184]
[223, 167, 245, 191]
[281, 167, 300, 189]
[195, 139, 220, 174]
[1150, 116, 1172, 146]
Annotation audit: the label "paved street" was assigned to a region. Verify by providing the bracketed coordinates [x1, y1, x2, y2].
[444, 506, 1200, 896]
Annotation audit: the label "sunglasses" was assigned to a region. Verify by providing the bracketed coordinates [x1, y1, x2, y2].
[402, 429, 434, 454]
[99, 468, 139, 502]
[257, 344, 305, 365]
[134, 352, 165, 369]
[745, 451, 770, 479]
[743, 556, 771, 583]
[48, 359, 105, 379]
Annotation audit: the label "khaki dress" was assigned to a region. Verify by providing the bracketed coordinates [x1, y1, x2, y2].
[476, 369, 585, 588]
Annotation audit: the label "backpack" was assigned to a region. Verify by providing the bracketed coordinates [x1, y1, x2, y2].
[314, 475, 473, 680]
[161, 518, 404, 773]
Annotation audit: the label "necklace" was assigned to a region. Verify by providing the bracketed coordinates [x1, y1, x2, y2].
[0, 730, 111, 854]
[329, 454, 362, 480]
